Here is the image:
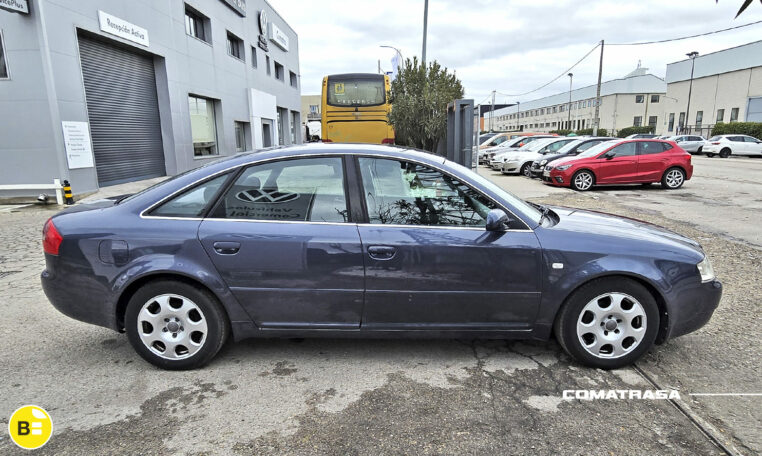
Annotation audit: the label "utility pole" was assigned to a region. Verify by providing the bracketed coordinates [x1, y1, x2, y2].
[593, 40, 604, 136]
[566, 73, 574, 130]
[490, 90, 496, 131]
[421, 0, 429, 66]
[685, 51, 699, 134]
[378, 59, 381, 74]
[516, 101, 521, 131]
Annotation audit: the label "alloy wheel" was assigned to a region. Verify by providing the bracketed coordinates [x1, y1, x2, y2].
[575, 292, 647, 359]
[137, 294, 208, 360]
[665, 169, 684, 188]
[522, 163, 531, 177]
[573, 171, 593, 190]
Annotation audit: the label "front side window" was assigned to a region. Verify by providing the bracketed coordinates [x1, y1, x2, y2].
[189, 95, 218, 156]
[212, 157, 348, 223]
[604, 142, 637, 158]
[0, 30, 9, 79]
[150, 173, 230, 218]
[358, 158, 502, 228]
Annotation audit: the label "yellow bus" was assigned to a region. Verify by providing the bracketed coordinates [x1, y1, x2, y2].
[321, 73, 394, 144]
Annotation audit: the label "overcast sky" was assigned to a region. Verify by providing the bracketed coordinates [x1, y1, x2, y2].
[268, 0, 762, 105]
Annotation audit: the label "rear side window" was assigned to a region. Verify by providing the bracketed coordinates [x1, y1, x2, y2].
[661, 142, 673, 151]
[211, 157, 348, 223]
[730, 136, 745, 142]
[638, 141, 664, 155]
[150, 173, 230, 218]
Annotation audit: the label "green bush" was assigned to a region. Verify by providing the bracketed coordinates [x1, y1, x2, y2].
[616, 126, 655, 138]
[710, 122, 762, 139]
[549, 128, 608, 137]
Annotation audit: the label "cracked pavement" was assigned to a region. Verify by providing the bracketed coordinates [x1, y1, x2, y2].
[0, 156, 759, 455]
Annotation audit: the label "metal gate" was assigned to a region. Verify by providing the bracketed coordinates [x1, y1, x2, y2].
[78, 34, 165, 186]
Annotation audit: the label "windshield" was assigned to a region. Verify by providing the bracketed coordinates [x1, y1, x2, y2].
[479, 134, 497, 144]
[575, 140, 620, 158]
[709, 136, 721, 141]
[497, 136, 527, 148]
[326, 74, 386, 107]
[520, 138, 555, 152]
[555, 139, 585, 154]
[449, 163, 542, 224]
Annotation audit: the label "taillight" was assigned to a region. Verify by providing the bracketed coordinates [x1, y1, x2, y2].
[381, 138, 395, 144]
[43, 218, 63, 255]
[711, 142, 720, 145]
[322, 139, 333, 143]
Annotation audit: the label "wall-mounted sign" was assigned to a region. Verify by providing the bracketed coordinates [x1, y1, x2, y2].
[269, 23, 289, 52]
[0, 0, 28, 14]
[98, 11, 149, 47]
[221, 0, 246, 17]
[257, 10, 269, 52]
[61, 121, 95, 169]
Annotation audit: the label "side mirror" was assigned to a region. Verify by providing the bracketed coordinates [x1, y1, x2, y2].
[603, 151, 615, 159]
[486, 209, 510, 232]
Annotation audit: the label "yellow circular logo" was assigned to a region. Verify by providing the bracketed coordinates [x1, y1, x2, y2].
[8, 405, 53, 450]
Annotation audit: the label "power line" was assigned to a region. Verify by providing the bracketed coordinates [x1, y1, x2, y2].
[608, 20, 762, 45]
[495, 43, 600, 97]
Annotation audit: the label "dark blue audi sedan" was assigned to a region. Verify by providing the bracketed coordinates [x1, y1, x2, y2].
[41, 144, 722, 370]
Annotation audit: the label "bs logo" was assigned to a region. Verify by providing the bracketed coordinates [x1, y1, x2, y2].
[9, 405, 53, 449]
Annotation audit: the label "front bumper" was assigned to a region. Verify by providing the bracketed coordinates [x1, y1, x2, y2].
[664, 279, 722, 340]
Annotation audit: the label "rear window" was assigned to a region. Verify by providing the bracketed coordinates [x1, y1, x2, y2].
[709, 136, 721, 141]
[327, 75, 386, 107]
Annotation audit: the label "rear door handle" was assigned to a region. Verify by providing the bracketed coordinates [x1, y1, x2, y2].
[213, 241, 241, 255]
[368, 245, 396, 260]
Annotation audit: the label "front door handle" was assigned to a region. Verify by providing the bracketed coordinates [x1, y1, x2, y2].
[368, 245, 396, 260]
[213, 241, 241, 255]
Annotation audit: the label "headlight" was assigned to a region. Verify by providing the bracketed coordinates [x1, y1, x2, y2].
[697, 256, 715, 282]
[555, 164, 572, 171]
[540, 159, 548, 166]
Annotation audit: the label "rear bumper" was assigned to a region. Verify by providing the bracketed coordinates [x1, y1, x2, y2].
[664, 279, 722, 340]
[41, 263, 118, 331]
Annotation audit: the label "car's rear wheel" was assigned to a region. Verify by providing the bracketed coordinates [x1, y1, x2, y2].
[661, 167, 686, 189]
[125, 280, 229, 370]
[520, 162, 532, 177]
[705, 152, 715, 158]
[554, 277, 659, 369]
[570, 170, 594, 191]
[719, 148, 731, 158]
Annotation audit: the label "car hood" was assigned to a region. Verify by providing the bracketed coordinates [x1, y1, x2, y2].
[548, 206, 703, 256]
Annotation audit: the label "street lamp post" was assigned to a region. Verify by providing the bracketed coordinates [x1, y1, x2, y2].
[684, 51, 699, 134]
[516, 101, 521, 131]
[566, 73, 574, 130]
[422, 0, 429, 66]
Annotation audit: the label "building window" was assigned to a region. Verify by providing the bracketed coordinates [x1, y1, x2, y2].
[716, 109, 724, 123]
[650, 94, 660, 103]
[668, 113, 675, 132]
[678, 112, 685, 129]
[635, 95, 644, 103]
[0, 30, 8, 79]
[695, 111, 703, 128]
[274, 61, 284, 81]
[730, 107, 739, 122]
[234, 121, 248, 152]
[188, 95, 218, 156]
[633, 116, 643, 127]
[250, 46, 257, 68]
[290, 110, 299, 143]
[648, 116, 658, 128]
[184, 5, 209, 43]
[265, 55, 271, 75]
[289, 71, 297, 88]
[226, 31, 244, 61]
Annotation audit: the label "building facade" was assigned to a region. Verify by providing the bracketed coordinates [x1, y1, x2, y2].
[658, 40, 762, 137]
[0, 0, 301, 198]
[485, 67, 666, 135]
[301, 94, 321, 123]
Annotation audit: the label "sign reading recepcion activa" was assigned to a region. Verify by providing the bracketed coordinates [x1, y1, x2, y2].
[269, 22, 289, 52]
[98, 11, 149, 47]
[61, 122, 95, 169]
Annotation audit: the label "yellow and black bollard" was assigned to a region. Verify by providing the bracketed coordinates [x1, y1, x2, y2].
[63, 180, 74, 205]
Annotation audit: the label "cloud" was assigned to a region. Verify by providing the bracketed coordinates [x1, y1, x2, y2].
[268, 0, 762, 103]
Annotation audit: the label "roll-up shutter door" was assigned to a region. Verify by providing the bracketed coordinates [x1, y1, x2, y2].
[78, 34, 166, 186]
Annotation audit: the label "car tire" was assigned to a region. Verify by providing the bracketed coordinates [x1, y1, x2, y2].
[125, 280, 229, 370]
[705, 153, 715, 158]
[661, 167, 686, 189]
[570, 170, 595, 191]
[719, 148, 731, 158]
[520, 163, 532, 177]
[554, 277, 659, 369]
[697, 146, 703, 154]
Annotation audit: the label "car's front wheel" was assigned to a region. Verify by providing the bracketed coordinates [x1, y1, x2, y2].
[661, 167, 686, 189]
[520, 162, 532, 177]
[554, 277, 659, 369]
[570, 170, 595, 191]
[125, 280, 229, 370]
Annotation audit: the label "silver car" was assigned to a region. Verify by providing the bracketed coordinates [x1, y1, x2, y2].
[669, 135, 706, 154]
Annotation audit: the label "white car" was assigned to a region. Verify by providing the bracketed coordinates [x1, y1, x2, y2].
[668, 135, 706, 154]
[703, 134, 762, 158]
[499, 137, 578, 176]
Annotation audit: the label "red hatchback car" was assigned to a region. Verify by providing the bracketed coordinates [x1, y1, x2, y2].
[543, 139, 693, 191]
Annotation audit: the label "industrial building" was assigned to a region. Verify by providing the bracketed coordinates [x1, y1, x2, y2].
[0, 0, 301, 199]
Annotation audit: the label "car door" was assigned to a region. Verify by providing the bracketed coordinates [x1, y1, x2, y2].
[198, 156, 365, 329]
[594, 141, 639, 183]
[354, 156, 542, 330]
[636, 141, 668, 182]
[744, 136, 762, 155]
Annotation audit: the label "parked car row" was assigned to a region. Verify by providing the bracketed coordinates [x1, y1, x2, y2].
[482, 135, 695, 191]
